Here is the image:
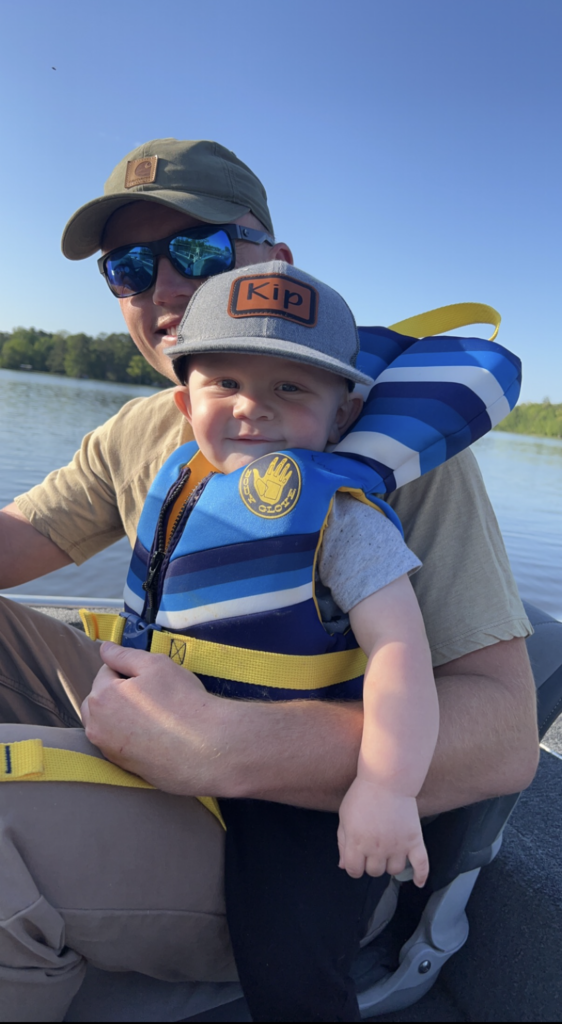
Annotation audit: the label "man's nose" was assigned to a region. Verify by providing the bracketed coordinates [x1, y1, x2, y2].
[152, 257, 202, 307]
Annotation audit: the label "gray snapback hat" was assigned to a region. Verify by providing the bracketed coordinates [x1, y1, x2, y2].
[166, 261, 375, 388]
[62, 138, 273, 261]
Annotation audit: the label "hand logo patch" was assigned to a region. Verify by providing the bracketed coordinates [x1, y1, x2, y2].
[240, 454, 301, 519]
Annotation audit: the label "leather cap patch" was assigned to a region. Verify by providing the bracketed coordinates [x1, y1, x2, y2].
[228, 273, 318, 327]
[124, 156, 158, 189]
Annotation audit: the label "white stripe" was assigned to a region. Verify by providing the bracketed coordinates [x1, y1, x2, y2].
[334, 430, 421, 476]
[486, 394, 511, 427]
[155, 581, 314, 630]
[123, 583, 144, 614]
[375, 365, 505, 409]
[393, 459, 423, 487]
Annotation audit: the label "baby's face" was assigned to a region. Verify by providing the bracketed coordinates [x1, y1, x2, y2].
[175, 352, 363, 473]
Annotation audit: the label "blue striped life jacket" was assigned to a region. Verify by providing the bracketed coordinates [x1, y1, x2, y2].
[118, 310, 522, 702]
[123, 443, 399, 701]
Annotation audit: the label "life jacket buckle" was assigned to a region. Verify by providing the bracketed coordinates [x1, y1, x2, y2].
[120, 612, 159, 651]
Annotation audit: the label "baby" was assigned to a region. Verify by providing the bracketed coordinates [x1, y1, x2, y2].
[169, 335, 438, 884]
[165, 261, 439, 886]
[124, 260, 439, 1021]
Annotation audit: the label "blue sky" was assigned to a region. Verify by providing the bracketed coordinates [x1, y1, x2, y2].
[0, 0, 560, 401]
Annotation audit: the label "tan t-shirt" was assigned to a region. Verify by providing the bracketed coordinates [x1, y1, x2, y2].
[15, 388, 532, 667]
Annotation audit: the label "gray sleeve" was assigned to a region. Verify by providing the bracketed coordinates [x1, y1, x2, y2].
[318, 492, 422, 614]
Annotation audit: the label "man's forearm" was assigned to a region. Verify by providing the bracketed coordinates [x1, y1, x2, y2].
[213, 638, 539, 814]
[0, 504, 72, 588]
[418, 639, 539, 816]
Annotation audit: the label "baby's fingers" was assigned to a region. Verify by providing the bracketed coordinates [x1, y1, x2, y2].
[337, 832, 367, 878]
[365, 853, 389, 878]
[409, 840, 430, 888]
[342, 849, 367, 878]
[385, 853, 408, 878]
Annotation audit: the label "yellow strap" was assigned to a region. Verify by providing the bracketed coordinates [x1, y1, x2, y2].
[80, 609, 125, 643]
[1, 739, 225, 830]
[0, 739, 153, 787]
[389, 302, 501, 342]
[150, 628, 367, 690]
[80, 610, 367, 691]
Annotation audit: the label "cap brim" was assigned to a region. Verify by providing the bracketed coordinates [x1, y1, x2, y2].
[61, 191, 251, 260]
[164, 335, 375, 388]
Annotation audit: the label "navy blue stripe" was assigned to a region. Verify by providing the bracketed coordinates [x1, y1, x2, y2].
[4, 745, 11, 774]
[198, 674, 364, 702]
[166, 532, 319, 579]
[165, 601, 360, 656]
[130, 537, 150, 576]
[163, 548, 314, 596]
[367, 381, 488, 422]
[406, 337, 522, 369]
[334, 451, 394, 493]
[358, 326, 415, 363]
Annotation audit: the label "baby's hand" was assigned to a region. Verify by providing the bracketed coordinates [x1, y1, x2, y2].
[337, 777, 429, 887]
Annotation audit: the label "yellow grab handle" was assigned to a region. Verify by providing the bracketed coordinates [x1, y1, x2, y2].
[389, 302, 501, 342]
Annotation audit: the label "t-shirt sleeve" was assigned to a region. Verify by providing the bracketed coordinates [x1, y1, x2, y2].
[387, 448, 533, 666]
[13, 389, 186, 565]
[13, 416, 127, 565]
[318, 493, 421, 614]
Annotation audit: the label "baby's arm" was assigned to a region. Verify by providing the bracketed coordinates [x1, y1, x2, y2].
[337, 574, 439, 886]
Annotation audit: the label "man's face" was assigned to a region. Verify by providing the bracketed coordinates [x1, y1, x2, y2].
[101, 203, 292, 381]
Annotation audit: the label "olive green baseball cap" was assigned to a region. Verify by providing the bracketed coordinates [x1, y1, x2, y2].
[61, 138, 274, 261]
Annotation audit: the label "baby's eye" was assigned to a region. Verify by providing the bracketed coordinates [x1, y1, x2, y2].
[278, 383, 300, 393]
[219, 379, 238, 389]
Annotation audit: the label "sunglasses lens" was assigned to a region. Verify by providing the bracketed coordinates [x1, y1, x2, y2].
[169, 229, 234, 278]
[104, 246, 154, 298]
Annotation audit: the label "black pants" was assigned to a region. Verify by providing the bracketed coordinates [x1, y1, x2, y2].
[219, 799, 388, 1023]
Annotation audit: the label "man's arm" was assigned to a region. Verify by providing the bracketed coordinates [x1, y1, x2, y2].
[82, 635, 539, 815]
[0, 504, 72, 588]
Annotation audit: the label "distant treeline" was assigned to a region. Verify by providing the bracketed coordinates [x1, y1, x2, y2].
[495, 400, 562, 439]
[0, 328, 169, 388]
[2, 330, 560, 438]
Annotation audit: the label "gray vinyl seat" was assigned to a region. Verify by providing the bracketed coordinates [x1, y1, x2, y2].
[65, 601, 562, 1023]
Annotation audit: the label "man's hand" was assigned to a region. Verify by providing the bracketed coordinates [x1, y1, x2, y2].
[81, 636, 539, 813]
[82, 642, 223, 793]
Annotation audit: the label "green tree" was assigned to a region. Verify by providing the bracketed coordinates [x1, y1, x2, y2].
[0, 328, 42, 369]
[91, 333, 137, 382]
[0, 325, 169, 388]
[495, 402, 562, 438]
[63, 333, 98, 378]
[127, 353, 170, 387]
[46, 333, 69, 375]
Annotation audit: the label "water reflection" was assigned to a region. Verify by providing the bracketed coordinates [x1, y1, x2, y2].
[473, 432, 562, 620]
[0, 369, 161, 598]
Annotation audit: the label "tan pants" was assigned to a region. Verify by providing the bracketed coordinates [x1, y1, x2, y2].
[0, 598, 236, 1022]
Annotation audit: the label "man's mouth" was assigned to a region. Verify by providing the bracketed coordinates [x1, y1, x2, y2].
[157, 321, 181, 343]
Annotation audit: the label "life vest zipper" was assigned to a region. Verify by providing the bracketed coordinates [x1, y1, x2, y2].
[142, 465, 191, 623]
[142, 467, 215, 624]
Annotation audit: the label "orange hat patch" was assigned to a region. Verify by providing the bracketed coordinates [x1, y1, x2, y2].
[124, 156, 158, 188]
[228, 273, 318, 327]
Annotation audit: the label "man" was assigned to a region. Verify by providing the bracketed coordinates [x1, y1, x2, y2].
[0, 139, 539, 1022]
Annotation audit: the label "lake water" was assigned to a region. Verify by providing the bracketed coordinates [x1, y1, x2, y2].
[1, 368, 561, 620]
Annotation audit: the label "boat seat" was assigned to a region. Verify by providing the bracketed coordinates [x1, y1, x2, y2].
[64, 601, 562, 1022]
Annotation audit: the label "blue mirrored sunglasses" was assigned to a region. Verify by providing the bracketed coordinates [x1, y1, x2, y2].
[98, 224, 274, 298]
